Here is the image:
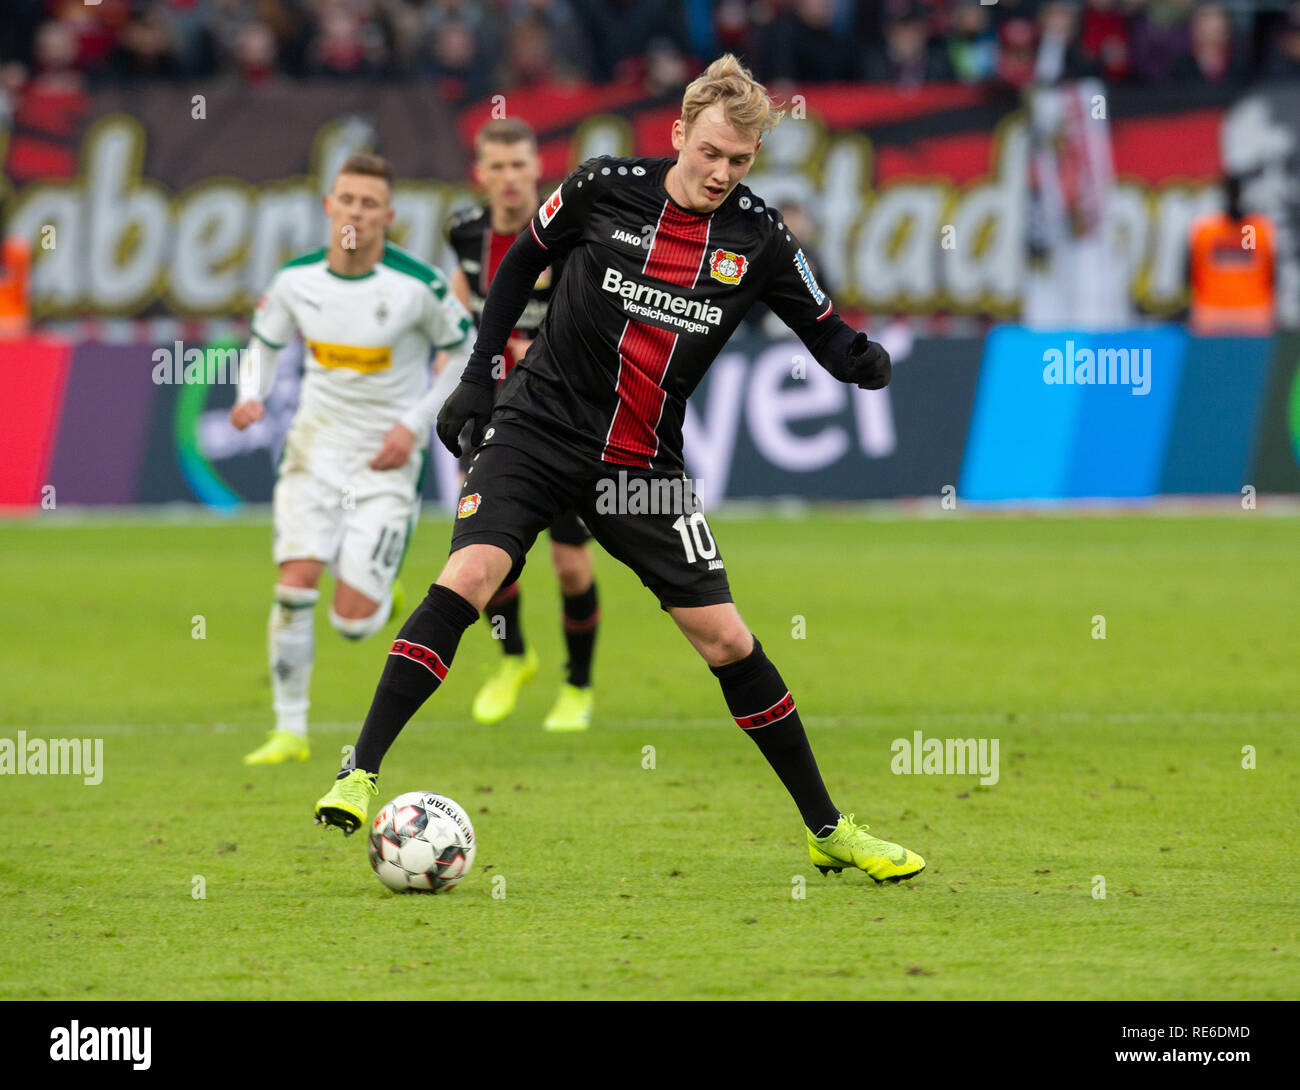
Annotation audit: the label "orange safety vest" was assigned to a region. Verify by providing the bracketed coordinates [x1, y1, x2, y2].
[0, 236, 31, 339]
[1188, 212, 1275, 335]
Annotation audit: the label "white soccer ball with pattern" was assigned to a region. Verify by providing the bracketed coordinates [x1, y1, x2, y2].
[367, 792, 475, 893]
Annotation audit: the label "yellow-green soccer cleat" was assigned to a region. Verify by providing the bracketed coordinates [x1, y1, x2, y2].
[471, 647, 538, 724]
[314, 769, 379, 836]
[808, 814, 926, 884]
[543, 683, 593, 732]
[243, 729, 310, 765]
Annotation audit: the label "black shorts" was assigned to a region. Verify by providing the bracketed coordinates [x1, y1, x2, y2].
[548, 509, 593, 547]
[450, 421, 731, 610]
[458, 449, 591, 547]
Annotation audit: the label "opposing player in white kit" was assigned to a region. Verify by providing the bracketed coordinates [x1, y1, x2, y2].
[231, 154, 474, 765]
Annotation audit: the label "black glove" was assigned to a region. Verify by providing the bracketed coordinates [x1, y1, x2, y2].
[435, 376, 495, 457]
[835, 331, 891, 390]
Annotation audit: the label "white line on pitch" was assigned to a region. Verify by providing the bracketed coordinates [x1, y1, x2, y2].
[2, 710, 1293, 735]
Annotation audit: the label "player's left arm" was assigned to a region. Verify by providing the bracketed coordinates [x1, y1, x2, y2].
[371, 277, 475, 470]
[760, 227, 891, 390]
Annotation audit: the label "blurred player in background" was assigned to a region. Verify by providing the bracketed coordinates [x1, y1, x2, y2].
[231, 154, 474, 765]
[317, 56, 925, 885]
[443, 119, 601, 732]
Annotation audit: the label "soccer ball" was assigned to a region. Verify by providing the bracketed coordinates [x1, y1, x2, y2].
[367, 791, 475, 893]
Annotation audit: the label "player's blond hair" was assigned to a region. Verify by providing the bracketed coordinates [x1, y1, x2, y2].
[680, 54, 784, 143]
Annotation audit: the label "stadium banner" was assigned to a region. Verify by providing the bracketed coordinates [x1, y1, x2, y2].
[1, 80, 1271, 326]
[1221, 86, 1300, 331]
[683, 327, 984, 505]
[1248, 331, 1300, 494]
[4, 327, 1295, 511]
[11, 328, 983, 510]
[959, 327, 1276, 503]
[0, 335, 71, 507]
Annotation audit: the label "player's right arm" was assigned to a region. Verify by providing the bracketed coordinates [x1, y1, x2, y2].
[435, 157, 607, 455]
[231, 273, 296, 430]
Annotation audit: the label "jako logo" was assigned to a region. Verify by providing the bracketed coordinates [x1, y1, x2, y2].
[1042, 341, 1152, 396]
[50, 1022, 151, 1070]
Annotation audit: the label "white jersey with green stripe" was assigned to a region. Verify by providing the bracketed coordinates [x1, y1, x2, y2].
[245, 243, 473, 450]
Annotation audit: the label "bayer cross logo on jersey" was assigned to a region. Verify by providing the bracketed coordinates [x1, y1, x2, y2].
[709, 249, 747, 285]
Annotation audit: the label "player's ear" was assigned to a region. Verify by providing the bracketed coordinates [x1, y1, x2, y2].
[671, 119, 684, 151]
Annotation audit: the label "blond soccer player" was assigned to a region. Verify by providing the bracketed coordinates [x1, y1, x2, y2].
[317, 59, 925, 885]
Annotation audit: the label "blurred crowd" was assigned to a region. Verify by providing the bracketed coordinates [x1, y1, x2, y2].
[3, 0, 1300, 100]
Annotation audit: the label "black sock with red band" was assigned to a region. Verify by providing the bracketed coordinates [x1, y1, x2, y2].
[710, 638, 840, 834]
[349, 584, 480, 775]
[561, 583, 599, 688]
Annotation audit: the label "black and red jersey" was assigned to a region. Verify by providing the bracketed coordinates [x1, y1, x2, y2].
[445, 203, 560, 342]
[488, 155, 843, 474]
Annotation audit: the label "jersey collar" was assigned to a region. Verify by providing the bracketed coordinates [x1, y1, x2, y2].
[656, 158, 731, 219]
[325, 265, 378, 281]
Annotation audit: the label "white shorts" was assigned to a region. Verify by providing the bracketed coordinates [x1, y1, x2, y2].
[271, 426, 424, 604]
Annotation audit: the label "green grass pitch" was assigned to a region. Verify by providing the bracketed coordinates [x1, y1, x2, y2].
[0, 510, 1295, 1000]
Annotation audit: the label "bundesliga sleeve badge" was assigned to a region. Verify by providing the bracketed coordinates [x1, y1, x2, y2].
[457, 493, 481, 518]
[709, 249, 747, 286]
[539, 185, 563, 228]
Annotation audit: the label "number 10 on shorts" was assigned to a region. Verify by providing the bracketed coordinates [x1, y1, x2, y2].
[371, 525, 405, 569]
[671, 512, 717, 564]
